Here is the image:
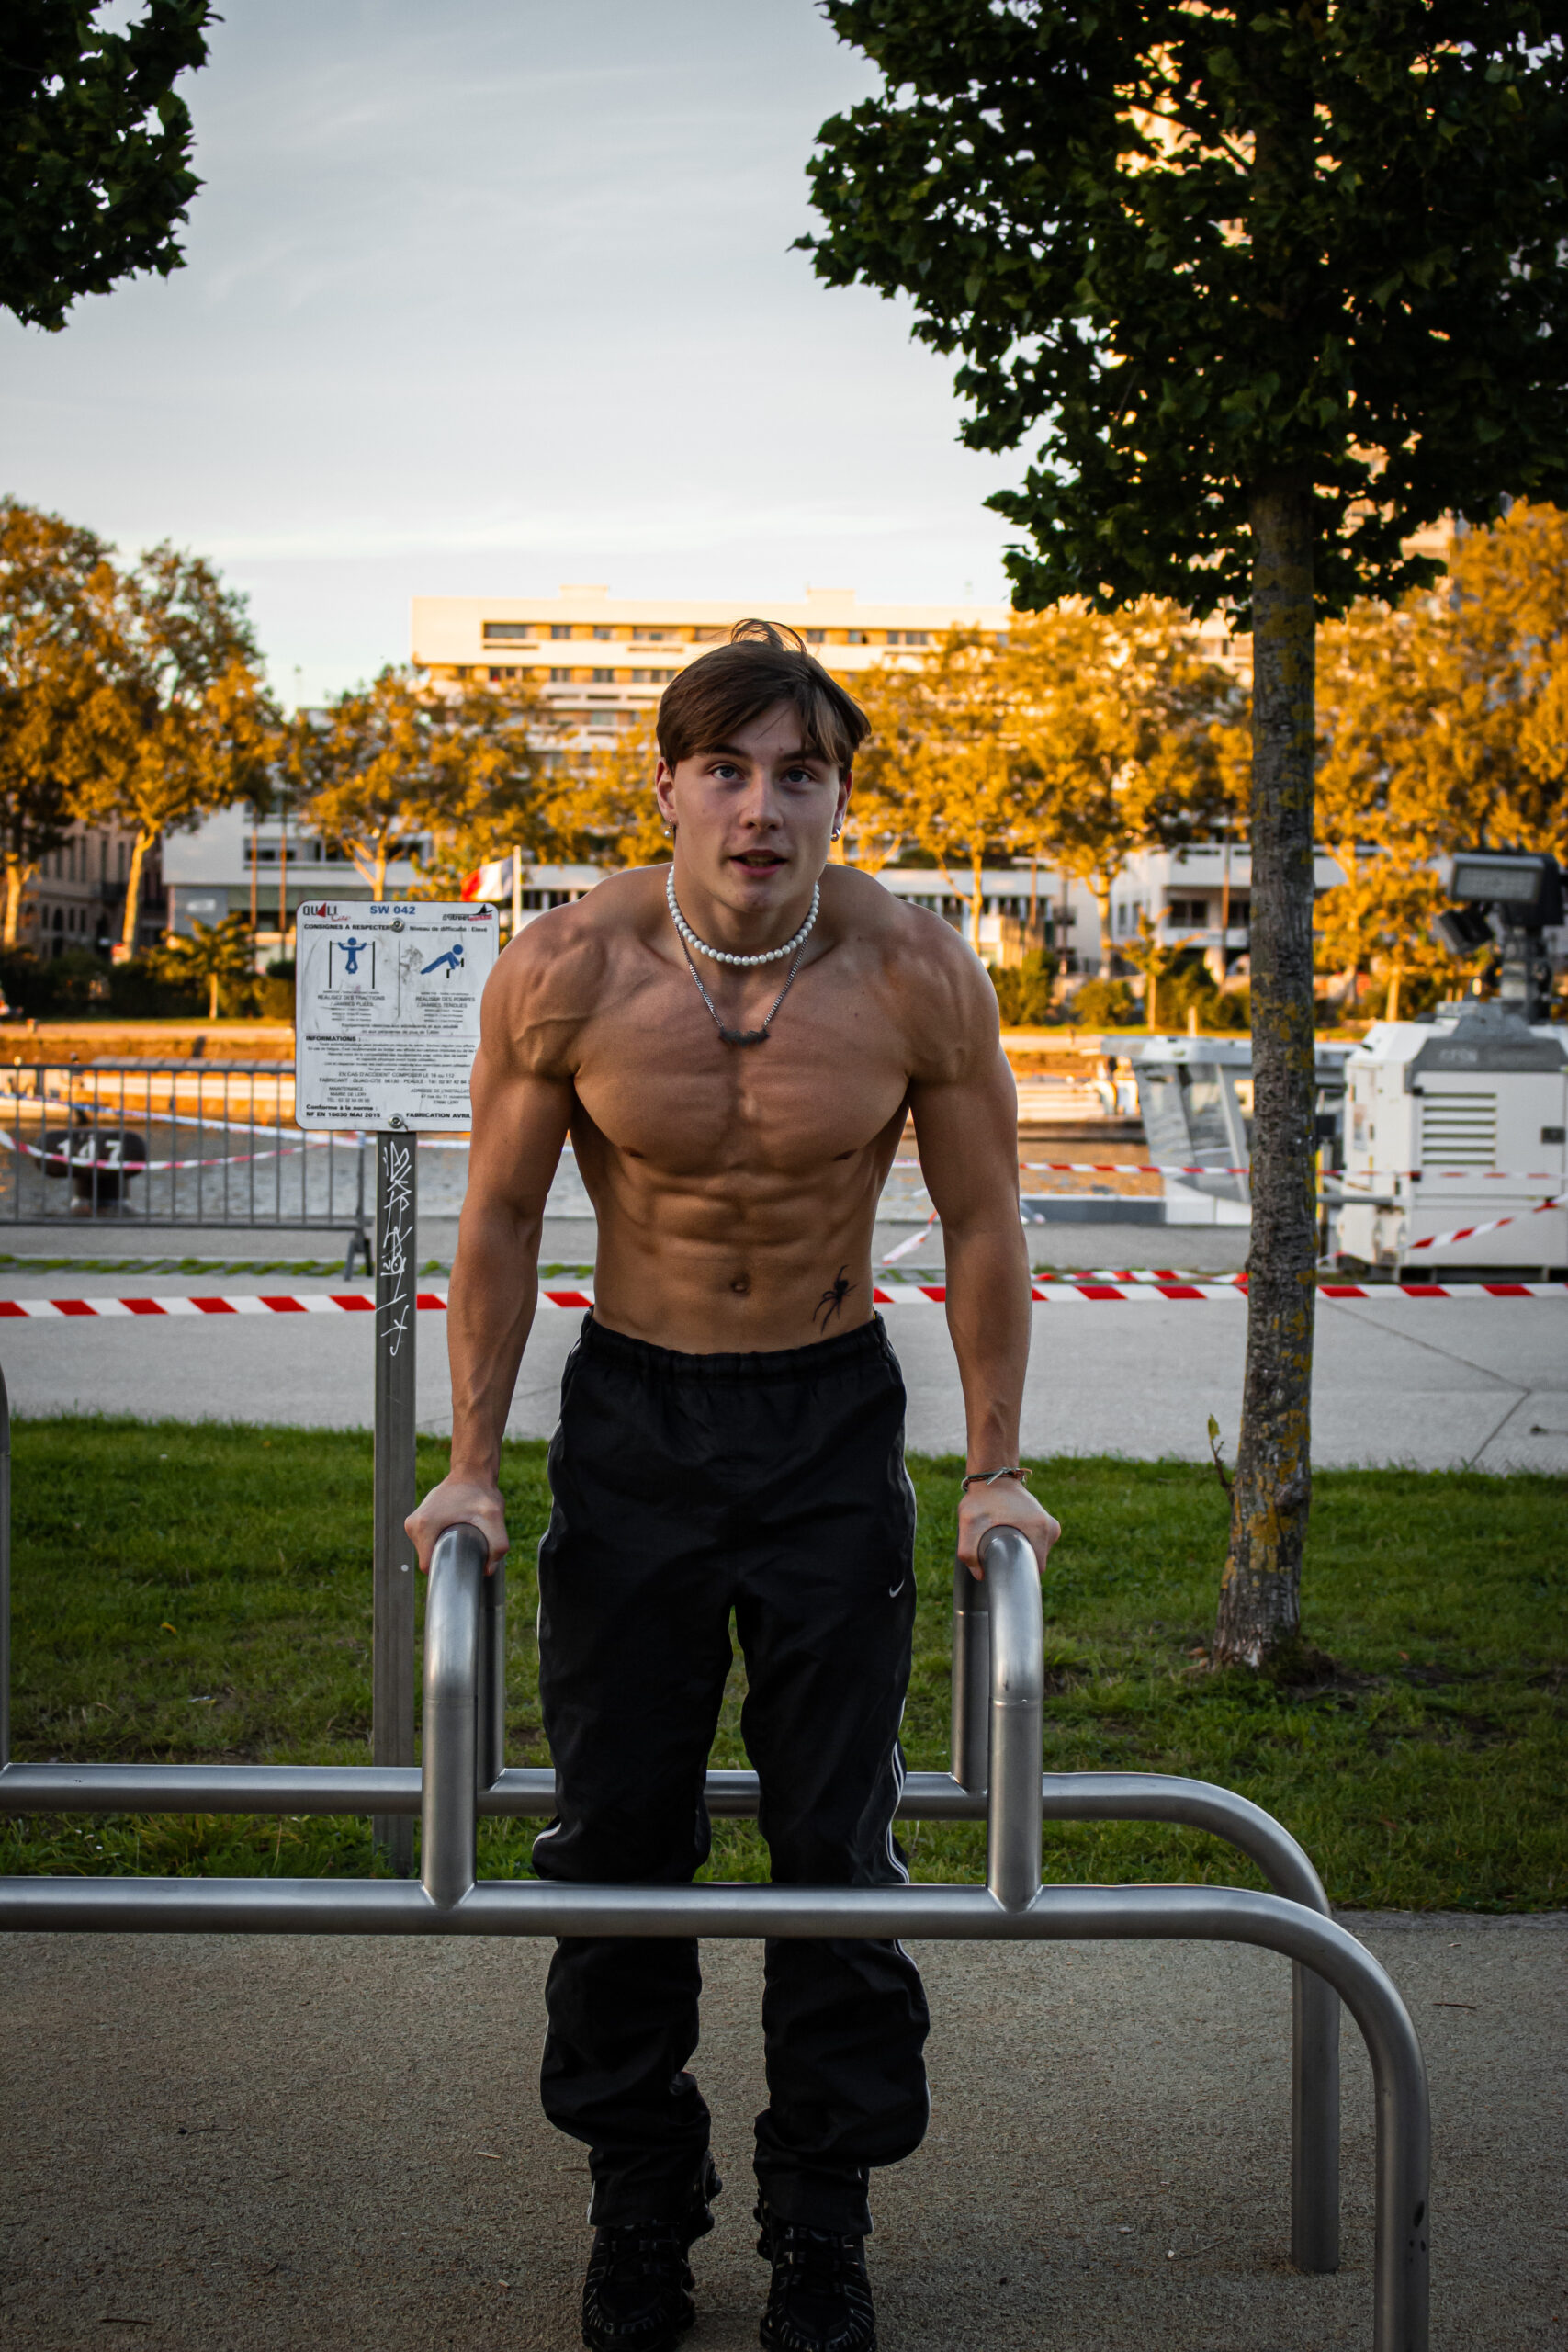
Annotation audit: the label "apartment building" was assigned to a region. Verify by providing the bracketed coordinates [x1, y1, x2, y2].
[412, 585, 1020, 750]
[17, 821, 164, 957]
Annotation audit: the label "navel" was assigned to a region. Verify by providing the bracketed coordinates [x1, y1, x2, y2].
[730, 1273, 750, 1297]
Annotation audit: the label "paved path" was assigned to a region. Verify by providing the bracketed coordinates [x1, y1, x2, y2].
[1, 1913, 1562, 2349]
[0, 1250, 1562, 1472]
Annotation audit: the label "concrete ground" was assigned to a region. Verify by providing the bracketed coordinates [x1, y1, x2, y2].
[0, 1225, 1562, 1472]
[1, 1913, 1562, 2350]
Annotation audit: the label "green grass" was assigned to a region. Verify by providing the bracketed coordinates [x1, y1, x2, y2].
[3, 1419, 1562, 1908]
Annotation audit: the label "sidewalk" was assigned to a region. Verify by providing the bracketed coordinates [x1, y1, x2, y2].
[0, 1250, 1562, 1471]
[2, 1912, 1562, 2349]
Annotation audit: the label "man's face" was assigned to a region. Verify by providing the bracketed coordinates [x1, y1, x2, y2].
[655, 701, 850, 916]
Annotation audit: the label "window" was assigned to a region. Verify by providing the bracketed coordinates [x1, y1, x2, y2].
[551, 624, 573, 640]
[483, 621, 534, 641]
[592, 667, 615, 684]
[1166, 897, 1209, 926]
[632, 669, 676, 684]
[593, 626, 614, 641]
[587, 709, 616, 729]
[805, 628, 825, 643]
[488, 665, 521, 681]
[633, 628, 668, 641]
[549, 667, 572, 683]
[846, 629, 866, 644]
[886, 630, 930, 647]
[691, 627, 725, 643]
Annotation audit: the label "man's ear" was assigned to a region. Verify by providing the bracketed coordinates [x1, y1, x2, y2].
[654, 759, 677, 823]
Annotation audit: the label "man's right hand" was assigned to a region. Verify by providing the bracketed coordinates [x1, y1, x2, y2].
[405, 1474, 511, 1576]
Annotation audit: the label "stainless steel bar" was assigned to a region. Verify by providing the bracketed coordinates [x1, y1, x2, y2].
[0, 1874, 1427, 2349]
[420, 1525, 486, 1907]
[950, 1554, 990, 1793]
[372, 1130, 418, 1871]
[978, 1526, 1043, 1911]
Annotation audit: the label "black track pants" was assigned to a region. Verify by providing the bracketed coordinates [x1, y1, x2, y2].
[532, 1312, 930, 2235]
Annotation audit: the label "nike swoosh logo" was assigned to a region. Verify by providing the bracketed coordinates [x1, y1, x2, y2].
[887, 1579, 907, 1598]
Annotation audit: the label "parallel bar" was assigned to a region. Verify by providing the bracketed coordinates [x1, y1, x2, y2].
[979, 1527, 1043, 1911]
[0, 1875, 1427, 2351]
[950, 1555, 990, 1793]
[420, 1526, 486, 1908]
[0, 1365, 9, 1768]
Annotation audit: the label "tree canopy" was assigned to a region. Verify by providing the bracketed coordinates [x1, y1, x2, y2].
[803, 2, 1568, 618]
[1, 1, 214, 333]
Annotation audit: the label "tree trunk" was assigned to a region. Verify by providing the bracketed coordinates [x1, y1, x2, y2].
[209, 970, 220, 1022]
[374, 840, 388, 899]
[1385, 962, 1403, 1023]
[1095, 880, 1114, 978]
[970, 854, 983, 953]
[2, 858, 25, 948]
[121, 831, 151, 953]
[1214, 472, 1318, 1669]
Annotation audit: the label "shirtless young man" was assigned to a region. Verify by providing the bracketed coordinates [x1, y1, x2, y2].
[407, 621, 1058, 2352]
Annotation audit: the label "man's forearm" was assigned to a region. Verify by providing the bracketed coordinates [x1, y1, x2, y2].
[942, 1217, 1032, 1468]
[446, 1198, 541, 1481]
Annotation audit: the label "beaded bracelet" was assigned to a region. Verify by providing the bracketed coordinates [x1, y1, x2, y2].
[959, 1466, 1029, 1493]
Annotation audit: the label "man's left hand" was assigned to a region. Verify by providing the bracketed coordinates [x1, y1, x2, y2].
[957, 1476, 1059, 1582]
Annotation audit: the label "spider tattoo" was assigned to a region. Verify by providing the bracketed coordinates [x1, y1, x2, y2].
[815, 1266, 856, 1329]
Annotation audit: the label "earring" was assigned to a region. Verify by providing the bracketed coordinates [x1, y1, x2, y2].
[831, 825, 842, 841]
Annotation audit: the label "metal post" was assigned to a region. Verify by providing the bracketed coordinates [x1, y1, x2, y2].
[950, 1555, 990, 1793]
[0, 1364, 10, 1769]
[421, 1525, 486, 1909]
[372, 1129, 418, 1872]
[978, 1528, 1044, 1912]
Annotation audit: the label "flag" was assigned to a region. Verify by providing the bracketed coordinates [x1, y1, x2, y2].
[460, 855, 513, 902]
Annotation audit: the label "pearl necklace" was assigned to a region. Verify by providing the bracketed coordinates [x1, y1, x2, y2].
[665, 866, 819, 967]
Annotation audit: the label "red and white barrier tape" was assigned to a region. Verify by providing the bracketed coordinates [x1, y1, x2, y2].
[0, 1129, 306, 1177]
[1, 1279, 1562, 1321]
[1404, 1193, 1568, 1253]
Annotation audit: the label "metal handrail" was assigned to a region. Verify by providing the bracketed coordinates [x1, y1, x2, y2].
[0, 1516, 1416, 2335]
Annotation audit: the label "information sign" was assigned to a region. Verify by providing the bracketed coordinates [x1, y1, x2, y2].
[294, 900, 499, 1130]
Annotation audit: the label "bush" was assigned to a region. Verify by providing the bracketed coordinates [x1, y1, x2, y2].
[261, 959, 295, 1021]
[989, 950, 1058, 1026]
[1062, 977, 1140, 1028]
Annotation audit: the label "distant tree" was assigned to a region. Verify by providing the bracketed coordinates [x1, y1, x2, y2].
[298, 668, 558, 901]
[852, 628, 1018, 950]
[1, 1, 214, 332]
[0, 499, 118, 944]
[1005, 605, 1239, 975]
[151, 910, 254, 1020]
[543, 717, 668, 875]
[804, 2, 1568, 1668]
[1121, 912, 1184, 1033]
[71, 543, 278, 950]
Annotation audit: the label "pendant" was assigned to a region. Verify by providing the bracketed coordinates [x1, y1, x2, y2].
[719, 1025, 771, 1046]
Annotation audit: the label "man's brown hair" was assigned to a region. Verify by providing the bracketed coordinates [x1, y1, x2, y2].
[656, 618, 871, 773]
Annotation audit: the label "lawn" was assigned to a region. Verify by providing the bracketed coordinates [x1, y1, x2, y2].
[3, 1419, 1562, 1909]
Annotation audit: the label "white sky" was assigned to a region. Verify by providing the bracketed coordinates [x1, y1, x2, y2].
[1, 0, 1022, 707]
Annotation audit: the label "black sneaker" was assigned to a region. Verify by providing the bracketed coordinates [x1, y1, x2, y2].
[755, 2199, 876, 2352]
[581, 2156, 721, 2352]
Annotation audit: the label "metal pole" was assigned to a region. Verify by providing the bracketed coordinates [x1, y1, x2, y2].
[0, 1364, 10, 1769]
[978, 1527, 1043, 1912]
[373, 1129, 418, 1872]
[421, 1524, 486, 1909]
[478, 1556, 507, 1792]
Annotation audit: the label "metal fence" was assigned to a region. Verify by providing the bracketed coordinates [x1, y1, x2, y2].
[0, 1060, 370, 1269]
[0, 1413, 1430, 2350]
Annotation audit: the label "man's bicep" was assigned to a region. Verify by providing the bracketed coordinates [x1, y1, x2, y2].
[464, 1003, 574, 1224]
[909, 1051, 1020, 1227]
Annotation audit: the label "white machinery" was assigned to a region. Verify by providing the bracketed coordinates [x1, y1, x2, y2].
[1125, 1036, 1354, 1226]
[1335, 1001, 1567, 1276]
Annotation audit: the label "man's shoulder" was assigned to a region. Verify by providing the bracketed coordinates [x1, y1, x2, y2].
[482, 868, 664, 1055]
[827, 867, 990, 992]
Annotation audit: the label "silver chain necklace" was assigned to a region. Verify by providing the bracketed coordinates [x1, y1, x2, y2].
[665, 865, 819, 967]
[674, 926, 808, 1046]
